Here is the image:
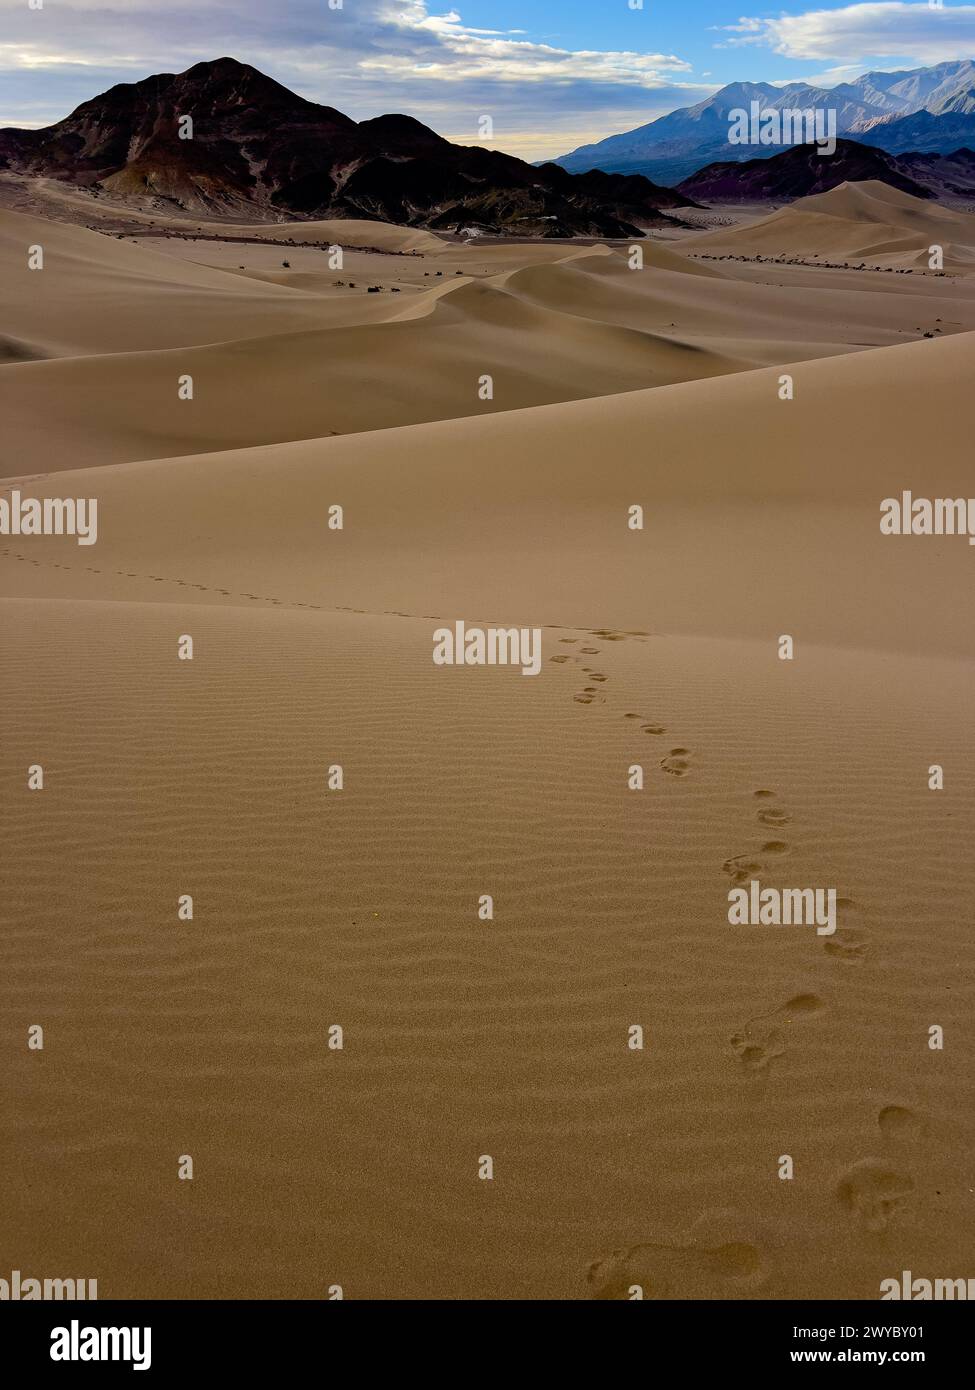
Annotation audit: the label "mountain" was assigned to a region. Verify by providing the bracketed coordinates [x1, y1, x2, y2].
[859, 101, 975, 155]
[0, 57, 698, 237]
[851, 60, 975, 117]
[675, 139, 935, 204]
[895, 147, 975, 200]
[553, 60, 975, 184]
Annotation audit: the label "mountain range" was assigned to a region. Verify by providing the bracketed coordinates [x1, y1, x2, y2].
[676, 139, 975, 205]
[0, 57, 698, 237]
[556, 61, 975, 184]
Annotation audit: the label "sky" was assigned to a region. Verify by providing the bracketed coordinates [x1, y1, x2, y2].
[1, 0, 973, 159]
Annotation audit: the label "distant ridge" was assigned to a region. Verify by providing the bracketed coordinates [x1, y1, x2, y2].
[0, 57, 698, 238]
[553, 60, 975, 184]
[676, 139, 936, 204]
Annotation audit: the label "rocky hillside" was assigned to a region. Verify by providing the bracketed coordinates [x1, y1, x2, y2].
[0, 57, 698, 237]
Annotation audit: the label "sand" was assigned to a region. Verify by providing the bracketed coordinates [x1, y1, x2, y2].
[688, 180, 975, 271]
[2, 183, 974, 1300]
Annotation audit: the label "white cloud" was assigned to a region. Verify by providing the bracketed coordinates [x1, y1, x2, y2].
[376, 2, 691, 85]
[0, 0, 690, 90]
[717, 2, 975, 65]
[0, 0, 708, 157]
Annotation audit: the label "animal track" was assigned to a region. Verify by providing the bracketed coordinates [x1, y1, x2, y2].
[730, 994, 826, 1074]
[835, 1160, 914, 1233]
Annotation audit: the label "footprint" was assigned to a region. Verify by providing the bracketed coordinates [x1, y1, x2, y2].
[588, 1212, 770, 1300]
[823, 928, 867, 961]
[730, 994, 825, 1074]
[751, 792, 792, 826]
[580, 647, 600, 655]
[588, 673, 609, 682]
[574, 691, 603, 705]
[661, 748, 691, 777]
[722, 838, 791, 884]
[878, 1106, 925, 1143]
[642, 723, 666, 735]
[730, 1028, 785, 1073]
[722, 854, 765, 886]
[549, 655, 571, 664]
[835, 1160, 914, 1233]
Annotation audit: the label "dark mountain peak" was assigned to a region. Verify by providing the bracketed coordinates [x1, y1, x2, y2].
[676, 137, 934, 204]
[174, 57, 335, 111]
[356, 113, 445, 148]
[61, 56, 354, 130]
[185, 56, 259, 79]
[0, 57, 693, 236]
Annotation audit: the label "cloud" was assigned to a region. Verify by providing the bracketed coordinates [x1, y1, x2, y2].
[377, 2, 692, 84]
[716, 2, 975, 66]
[0, 0, 714, 157]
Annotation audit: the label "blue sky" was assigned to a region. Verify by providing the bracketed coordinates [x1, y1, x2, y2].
[1, 1, 973, 158]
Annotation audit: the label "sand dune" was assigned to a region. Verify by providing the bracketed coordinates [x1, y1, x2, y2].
[2, 322, 974, 1299]
[199, 216, 449, 254]
[5, 330, 975, 651]
[689, 180, 975, 270]
[6, 208, 975, 470]
[0, 208, 346, 356]
[1, 270, 748, 470]
[2, 183, 974, 1301]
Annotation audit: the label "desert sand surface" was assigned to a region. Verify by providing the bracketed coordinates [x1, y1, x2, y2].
[2, 183, 974, 1300]
[688, 180, 975, 271]
[4, 194, 975, 471]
